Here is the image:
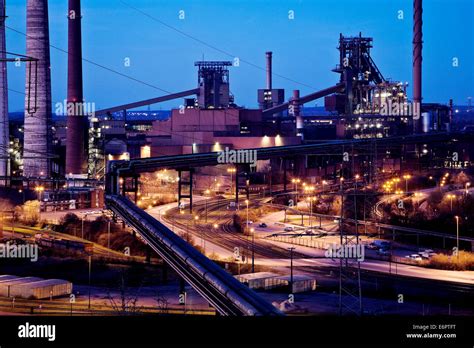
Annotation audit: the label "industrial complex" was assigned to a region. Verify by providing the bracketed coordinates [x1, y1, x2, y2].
[0, 0, 473, 345]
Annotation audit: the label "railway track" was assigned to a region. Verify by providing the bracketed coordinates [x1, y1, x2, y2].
[162, 197, 309, 259]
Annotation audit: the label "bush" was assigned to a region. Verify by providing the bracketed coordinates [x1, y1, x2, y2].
[428, 251, 474, 271]
[15, 200, 40, 226]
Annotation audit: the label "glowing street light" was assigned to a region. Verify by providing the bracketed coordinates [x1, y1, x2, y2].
[447, 194, 456, 211]
[402, 174, 412, 192]
[227, 167, 236, 197]
[35, 186, 45, 217]
[291, 178, 301, 203]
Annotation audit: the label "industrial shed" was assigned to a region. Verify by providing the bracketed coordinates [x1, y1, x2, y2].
[277, 275, 317, 293]
[236, 272, 317, 293]
[0, 275, 20, 283]
[235, 272, 280, 290]
[0, 277, 43, 297]
[9, 279, 73, 299]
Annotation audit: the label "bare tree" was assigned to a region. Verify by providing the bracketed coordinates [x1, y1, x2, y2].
[107, 273, 142, 315]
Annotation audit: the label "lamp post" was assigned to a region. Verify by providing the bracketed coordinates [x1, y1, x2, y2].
[288, 247, 295, 293]
[455, 216, 460, 259]
[354, 175, 359, 234]
[245, 199, 249, 233]
[250, 228, 255, 273]
[403, 174, 411, 193]
[88, 254, 92, 309]
[81, 216, 84, 239]
[35, 186, 44, 217]
[107, 219, 111, 253]
[227, 168, 236, 198]
[292, 178, 300, 204]
[205, 189, 210, 222]
[465, 182, 471, 196]
[447, 194, 456, 212]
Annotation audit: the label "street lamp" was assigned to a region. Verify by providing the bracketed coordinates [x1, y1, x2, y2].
[35, 186, 44, 216]
[447, 194, 456, 212]
[306, 196, 316, 229]
[402, 174, 411, 193]
[204, 189, 211, 222]
[292, 178, 301, 203]
[455, 216, 460, 259]
[288, 247, 295, 293]
[245, 199, 249, 233]
[227, 168, 236, 198]
[322, 180, 327, 192]
[250, 228, 255, 273]
[465, 182, 471, 196]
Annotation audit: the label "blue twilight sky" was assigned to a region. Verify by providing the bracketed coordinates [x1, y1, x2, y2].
[6, 0, 474, 112]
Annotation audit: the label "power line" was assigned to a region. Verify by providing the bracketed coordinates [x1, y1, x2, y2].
[7, 87, 25, 95]
[118, 0, 317, 90]
[6, 25, 172, 94]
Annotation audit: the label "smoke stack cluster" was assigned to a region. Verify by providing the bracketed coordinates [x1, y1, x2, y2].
[413, 0, 423, 132]
[0, 0, 9, 182]
[265, 51, 272, 90]
[65, 0, 87, 175]
[23, 0, 52, 178]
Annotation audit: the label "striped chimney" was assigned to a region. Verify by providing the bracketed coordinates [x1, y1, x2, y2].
[23, 0, 52, 178]
[0, 0, 9, 183]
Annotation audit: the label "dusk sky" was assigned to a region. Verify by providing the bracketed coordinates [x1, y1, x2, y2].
[6, 0, 474, 113]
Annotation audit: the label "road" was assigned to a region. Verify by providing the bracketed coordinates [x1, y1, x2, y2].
[147, 197, 474, 285]
[154, 197, 308, 259]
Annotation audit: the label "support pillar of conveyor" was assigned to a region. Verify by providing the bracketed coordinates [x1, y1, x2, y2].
[178, 169, 194, 212]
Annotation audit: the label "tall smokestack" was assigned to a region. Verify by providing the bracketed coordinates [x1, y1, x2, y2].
[291, 90, 303, 136]
[66, 0, 87, 175]
[413, 0, 423, 133]
[23, 0, 52, 178]
[0, 0, 9, 184]
[265, 51, 272, 90]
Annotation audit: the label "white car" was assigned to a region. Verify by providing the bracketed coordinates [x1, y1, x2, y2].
[284, 226, 294, 232]
[406, 254, 423, 261]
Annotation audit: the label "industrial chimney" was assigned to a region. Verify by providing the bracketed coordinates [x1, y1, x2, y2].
[413, 0, 423, 133]
[291, 90, 303, 137]
[0, 0, 9, 184]
[65, 0, 87, 175]
[23, 0, 52, 178]
[265, 51, 272, 90]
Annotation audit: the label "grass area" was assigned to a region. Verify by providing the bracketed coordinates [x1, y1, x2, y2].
[428, 251, 474, 271]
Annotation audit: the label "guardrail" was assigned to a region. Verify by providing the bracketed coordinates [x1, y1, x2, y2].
[106, 194, 283, 316]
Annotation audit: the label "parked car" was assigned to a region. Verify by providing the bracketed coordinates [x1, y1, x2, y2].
[368, 240, 391, 250]
[405, 254, 423, 261]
